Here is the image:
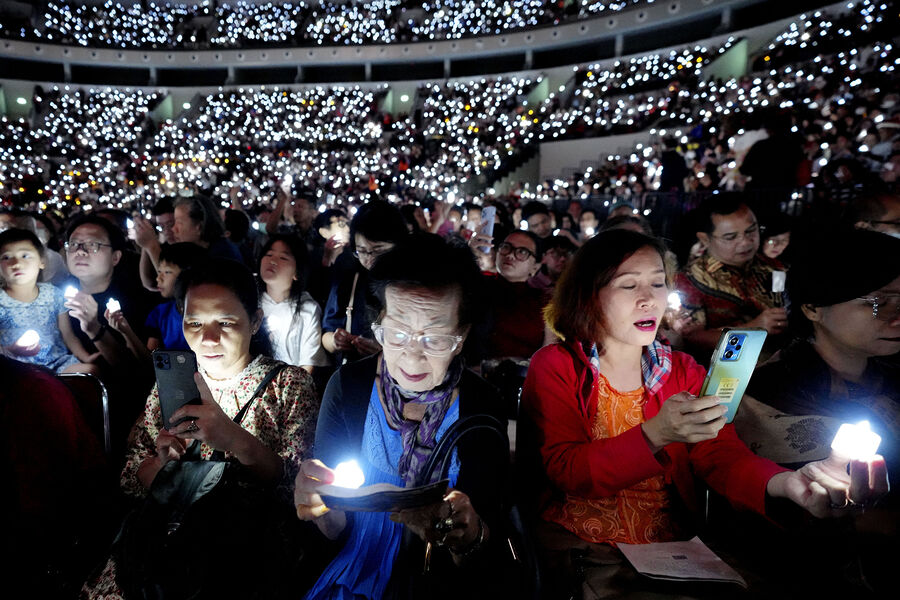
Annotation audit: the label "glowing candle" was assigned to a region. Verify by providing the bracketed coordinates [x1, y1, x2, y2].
[332, 460, 365, 489]
[16, 330, 39, 347]
[584, 227, 595, 236]
[64, 286, 78, 299]
[831, 421, 882, 461]
[106, 298, 121, 313]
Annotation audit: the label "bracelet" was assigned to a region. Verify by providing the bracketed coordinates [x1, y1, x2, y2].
[449, 516, 484, 559]
[90, 324, 108, 343]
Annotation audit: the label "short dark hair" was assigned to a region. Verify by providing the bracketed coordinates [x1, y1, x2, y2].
[599, 214, 653, 236]
[151, 197, 175, 216]
[696, 192, 751, 234]
[349, 201, 408, 253]
[175, 258, 271, 358]
[546, 229, 667, 343]
[313, 208, 347, 237]
[65, 214, 127, 251]
[224, 209, 251, 243]
[0, 228, 44, 258]
[369, 233, 483, 330]
[174, 195, 226, 243]
[521, 201, 550, 222]
[846, 192, 898, 224]
[158, 242, 207, 271]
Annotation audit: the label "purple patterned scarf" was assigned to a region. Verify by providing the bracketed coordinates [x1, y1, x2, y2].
[380, 356, 465, 486]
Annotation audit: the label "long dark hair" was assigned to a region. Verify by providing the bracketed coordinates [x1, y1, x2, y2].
[257, 234, 310, 336]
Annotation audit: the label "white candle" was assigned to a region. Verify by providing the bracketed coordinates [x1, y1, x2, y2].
[332, 460, 365, 489]
[16, 329, 40, 347]
[831, 421, 882, 460]
[64, 286, 78, 299]
[106, 298, 121, 313]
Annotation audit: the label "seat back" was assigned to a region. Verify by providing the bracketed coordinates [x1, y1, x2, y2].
[57, 373, 111, 456]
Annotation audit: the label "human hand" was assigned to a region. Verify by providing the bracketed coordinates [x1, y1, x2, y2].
[467, 231, 494, 257]
[323, 236, 345, 267]
[332, 328, 356, 352]
[748, 307, 788, 335]
[85, 351, 102, 363]
[65, 291, 102, 338]
[105, 307, 133, 335]
[132, 216, 159, 249]
[156, 428, 189, 467]
[767, 453, 889, 518]
[294, 459, 348, 539]
[168, 373, 244, 452]
[390, 489, 482, 551]
[641, 392, 727, 452]
[352, 336, 382, 356]
[556, 229, 580, 246]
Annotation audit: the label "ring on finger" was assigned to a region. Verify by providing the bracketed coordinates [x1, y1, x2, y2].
[830, 498, 850, 510]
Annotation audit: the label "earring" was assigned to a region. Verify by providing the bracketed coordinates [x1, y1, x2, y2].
[872, 301, 879, 320]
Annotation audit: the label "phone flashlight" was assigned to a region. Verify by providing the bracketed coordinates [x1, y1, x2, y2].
[106, 298, 121, 313]
[553, 229, 560, 236]
[831, 421, 881, 460]
[16, 330, 40, 347]
[667, 292, 682, 311]
[126, 218, 134, 230]
[64, 286, 78, 299]
[332, 460, 365, 489]
[585, 227, 596, 236]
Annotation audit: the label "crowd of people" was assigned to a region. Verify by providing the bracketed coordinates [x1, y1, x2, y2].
[0, 1, 898, 599]
[0, 1, 651, 49]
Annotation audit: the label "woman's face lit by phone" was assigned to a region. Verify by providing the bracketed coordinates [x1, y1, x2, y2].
[183, 283, 259, 380]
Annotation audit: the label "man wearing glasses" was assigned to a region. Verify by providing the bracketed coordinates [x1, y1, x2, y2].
[675, 193, 788, 355]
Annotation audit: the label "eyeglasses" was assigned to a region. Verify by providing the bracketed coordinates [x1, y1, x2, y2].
[64, 241, 113, 254]
[353, 246, 391, 260]
[858, 294, 900, 321]
[711, 224, 759, 244]
[497, 242, 536, 262]
[372, 324, 463, 357]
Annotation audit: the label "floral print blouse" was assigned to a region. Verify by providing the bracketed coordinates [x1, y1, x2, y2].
[120, 354, 318, 497]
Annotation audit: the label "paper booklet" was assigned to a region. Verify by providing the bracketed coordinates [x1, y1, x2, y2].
[320, 479, 449, 512]
[618, 536, 747, 588]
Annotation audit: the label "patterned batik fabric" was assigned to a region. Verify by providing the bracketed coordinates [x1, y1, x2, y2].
[675, 253, 784, 331]
[542, 373, 678, 545]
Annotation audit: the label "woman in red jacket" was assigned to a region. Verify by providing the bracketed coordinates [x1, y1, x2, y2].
[519, 229, 888, 599]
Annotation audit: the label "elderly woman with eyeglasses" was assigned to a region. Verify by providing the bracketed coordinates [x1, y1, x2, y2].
[295, 234, 510, 600]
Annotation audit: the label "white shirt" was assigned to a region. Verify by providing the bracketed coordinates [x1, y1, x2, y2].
[261, 291, 330, 368]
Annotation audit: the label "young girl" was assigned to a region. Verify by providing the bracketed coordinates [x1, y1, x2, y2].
[0, 228, 97, 373]
[259, 234, 328, 373]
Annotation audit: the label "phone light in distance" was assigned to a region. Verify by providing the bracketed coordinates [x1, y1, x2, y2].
[332, 460, 365, 489]
[64, 286, 78, 299]
[667, 292, 682, 311]
[16, 329, 40, 347]
[519, 220, 528, 231]
[106, 298, 121, 313]
[831, 421, 882, 460]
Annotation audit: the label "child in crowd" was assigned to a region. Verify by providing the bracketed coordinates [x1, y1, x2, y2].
[0, 228, 97, 373]
[258, 234, 328, 373]
[144, 242, 206, 351]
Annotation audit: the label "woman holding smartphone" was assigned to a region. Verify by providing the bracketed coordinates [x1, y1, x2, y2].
[83, 259, 319, 598]
[519, 229, 888, 599]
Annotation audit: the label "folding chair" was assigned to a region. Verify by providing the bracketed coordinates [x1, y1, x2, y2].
[57, 372, 112, 457]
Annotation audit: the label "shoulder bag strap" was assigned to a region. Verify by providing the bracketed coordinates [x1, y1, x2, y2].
[208, 363, 288, 461]
[416, 414, 507, 487]
[345, 272, 360, 333]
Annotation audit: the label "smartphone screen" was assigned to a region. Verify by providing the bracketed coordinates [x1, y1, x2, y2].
[153, 350, 201, 429]
[699, 328, 767, 423]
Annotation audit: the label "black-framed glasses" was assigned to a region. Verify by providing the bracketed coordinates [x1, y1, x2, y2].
[353, 245, 392, 260]
[497, 242, 536, 261]
[858, 294, 900, 321]
[371, 323, 463, 357]
[64, 241, 113, 254]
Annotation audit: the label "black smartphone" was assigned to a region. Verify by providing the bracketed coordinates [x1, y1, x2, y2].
[152, 350, 201, 429]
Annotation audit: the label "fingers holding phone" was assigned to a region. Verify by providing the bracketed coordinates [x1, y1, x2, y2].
[642, 392, 727, 452]
[156, 428, 189, 467]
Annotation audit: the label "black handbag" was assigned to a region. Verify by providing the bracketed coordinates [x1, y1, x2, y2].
[113, 364, 309, 600]
[402, 414, 542, 600]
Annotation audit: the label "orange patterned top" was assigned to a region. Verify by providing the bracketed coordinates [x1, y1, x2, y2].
[542, 373, 678, 545]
